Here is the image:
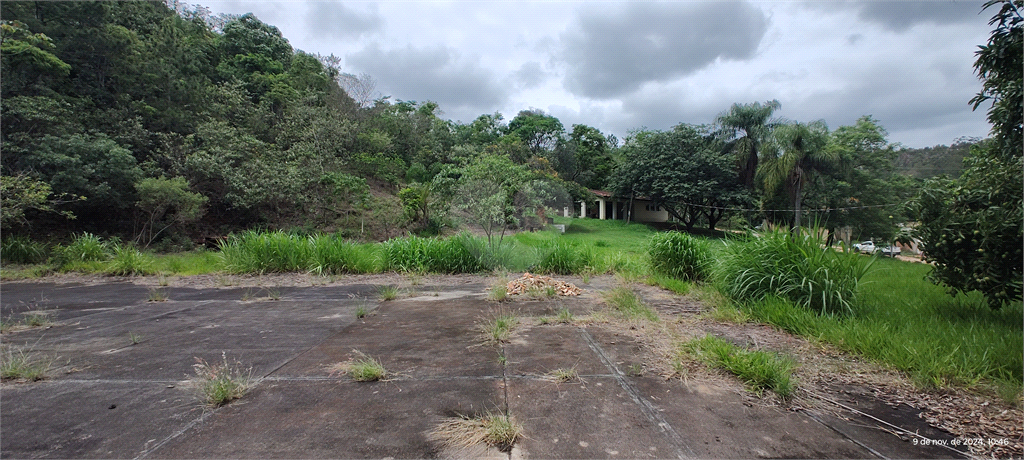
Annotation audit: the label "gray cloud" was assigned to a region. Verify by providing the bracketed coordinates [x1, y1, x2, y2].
[346, 43, 510, 116]
[558, 2, 768, 99]
[305, 2, 382, 40]
[513, 62, 548, 89]
[856, 1, 984, 32]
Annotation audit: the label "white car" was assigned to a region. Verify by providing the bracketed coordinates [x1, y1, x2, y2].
[879, 245, 901, 257]
[853, 241, 875, 253]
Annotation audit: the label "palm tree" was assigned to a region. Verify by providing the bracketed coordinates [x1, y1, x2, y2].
[760, 121, 837, 230]
[716, 100, 782, 190]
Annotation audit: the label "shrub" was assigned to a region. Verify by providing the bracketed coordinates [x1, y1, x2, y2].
[54, 232, 110, 267]
[380, 235, 482, 274]
[647, 231, 711, 281]
[106, 245, 155, 276]
[535, 241, 593, 275]
[1, 236, 48, 264]
[715, 229, 871, 315]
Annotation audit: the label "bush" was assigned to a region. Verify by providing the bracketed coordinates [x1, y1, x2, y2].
[647, 231, 711, 281]
[54, 233, 112, 267]
[1, 236, 48, 264]
[715, 229, 871, 315]
[535, 241, 593, 275]
[106, 245, 155, 276]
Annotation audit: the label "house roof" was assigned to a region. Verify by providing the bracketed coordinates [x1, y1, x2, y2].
[590, 189, 613, 197]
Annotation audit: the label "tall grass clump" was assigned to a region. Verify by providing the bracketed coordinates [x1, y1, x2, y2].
[54, 232, 111, 268]
[379, 235, 482, 273]
[219, 230, 311, 274]
[309, 234, 375, 275]
[106, 245, 156, 276]
[681, 335, 795, 398]
[648, 231, 711, 281]
[534, 241, 593, 275]
[715, 228, 871, 315]
[1, 236, 48, 264]
[458, 234, 535, 272]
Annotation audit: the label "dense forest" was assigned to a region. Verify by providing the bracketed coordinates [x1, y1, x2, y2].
[0, 1, 987, 250]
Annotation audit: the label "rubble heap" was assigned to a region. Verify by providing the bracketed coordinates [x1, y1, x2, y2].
[506, 272, 583, 296]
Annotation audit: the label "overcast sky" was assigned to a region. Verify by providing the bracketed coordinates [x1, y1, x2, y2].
[198, 0, 994, 148]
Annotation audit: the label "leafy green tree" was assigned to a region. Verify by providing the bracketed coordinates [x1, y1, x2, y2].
[0, 20, 71, 96]
[134, 176, 208, 248]
[455, 154, 532, 247]
[0, 173, 79, 228]
[915, 142, 1022, 308]
[507, 109, 564, 158]
[760, 121, 837, 230]
[16, 134, 143, 214]
[913, 1, 1023, 308]
[612, 125, 748, 231]
[970, 0, 1022, 160]
[716, 100, 781, 190]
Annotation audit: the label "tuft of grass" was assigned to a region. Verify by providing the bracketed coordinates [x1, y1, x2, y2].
[487, 277, 510, 302]
[148, 288, 168, 302]
[603, 286, 658, 321]
[646, 274, 691, 295]
[714, 228, 870, 315]
[0, 347, 55, 381]
[555, 308, 574, 324]
[548, 366, 581, 383]
[1, 236, 49, 264]
[680, 335, 795, 399]
[191, 353, 257, 407]
[429, 412, 523, 452]
[128, 331, 143, 345]
[106, 245, 156, 276]
[647, 231, 711, 281]
[338, 351, 388, 381]
[481, 310, 519, 344]
[377, 285, 400, 301]
[355, 305, 369, 319]
[21, 311, 53, 327]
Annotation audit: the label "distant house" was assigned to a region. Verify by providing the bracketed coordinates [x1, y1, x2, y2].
[562, 190, 669, 223]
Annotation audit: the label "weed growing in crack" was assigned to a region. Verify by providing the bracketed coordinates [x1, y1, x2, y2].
[377, 285, 399, 301]
[191, 353, 257, 407]
[487, 278, 509, 302]
[355, 305, 369, 319]
[548, 366, 581, 383]
[604, 286, 658, 322]
[335, 351, 389, 381]
[428, 412, 523, 452]
[21, 311, 53, 327]
[480, 310, 518, 344]
[128, 331, 143, 345]
[148, 288, 168, 302]
[556, 308, 574, 324]
[0, 346, 56, 381]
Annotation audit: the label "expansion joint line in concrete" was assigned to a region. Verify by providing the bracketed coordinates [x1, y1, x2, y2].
[578, 328, 696, 460]
[499, 342, 513, 460]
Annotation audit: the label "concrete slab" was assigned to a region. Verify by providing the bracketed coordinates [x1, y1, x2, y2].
[0, 277, 978, 459]
[1, 380, 198, 458]
[505, 324, 607, 377]
[508, 376, 684, 459]
[148, 379, 503, 459]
